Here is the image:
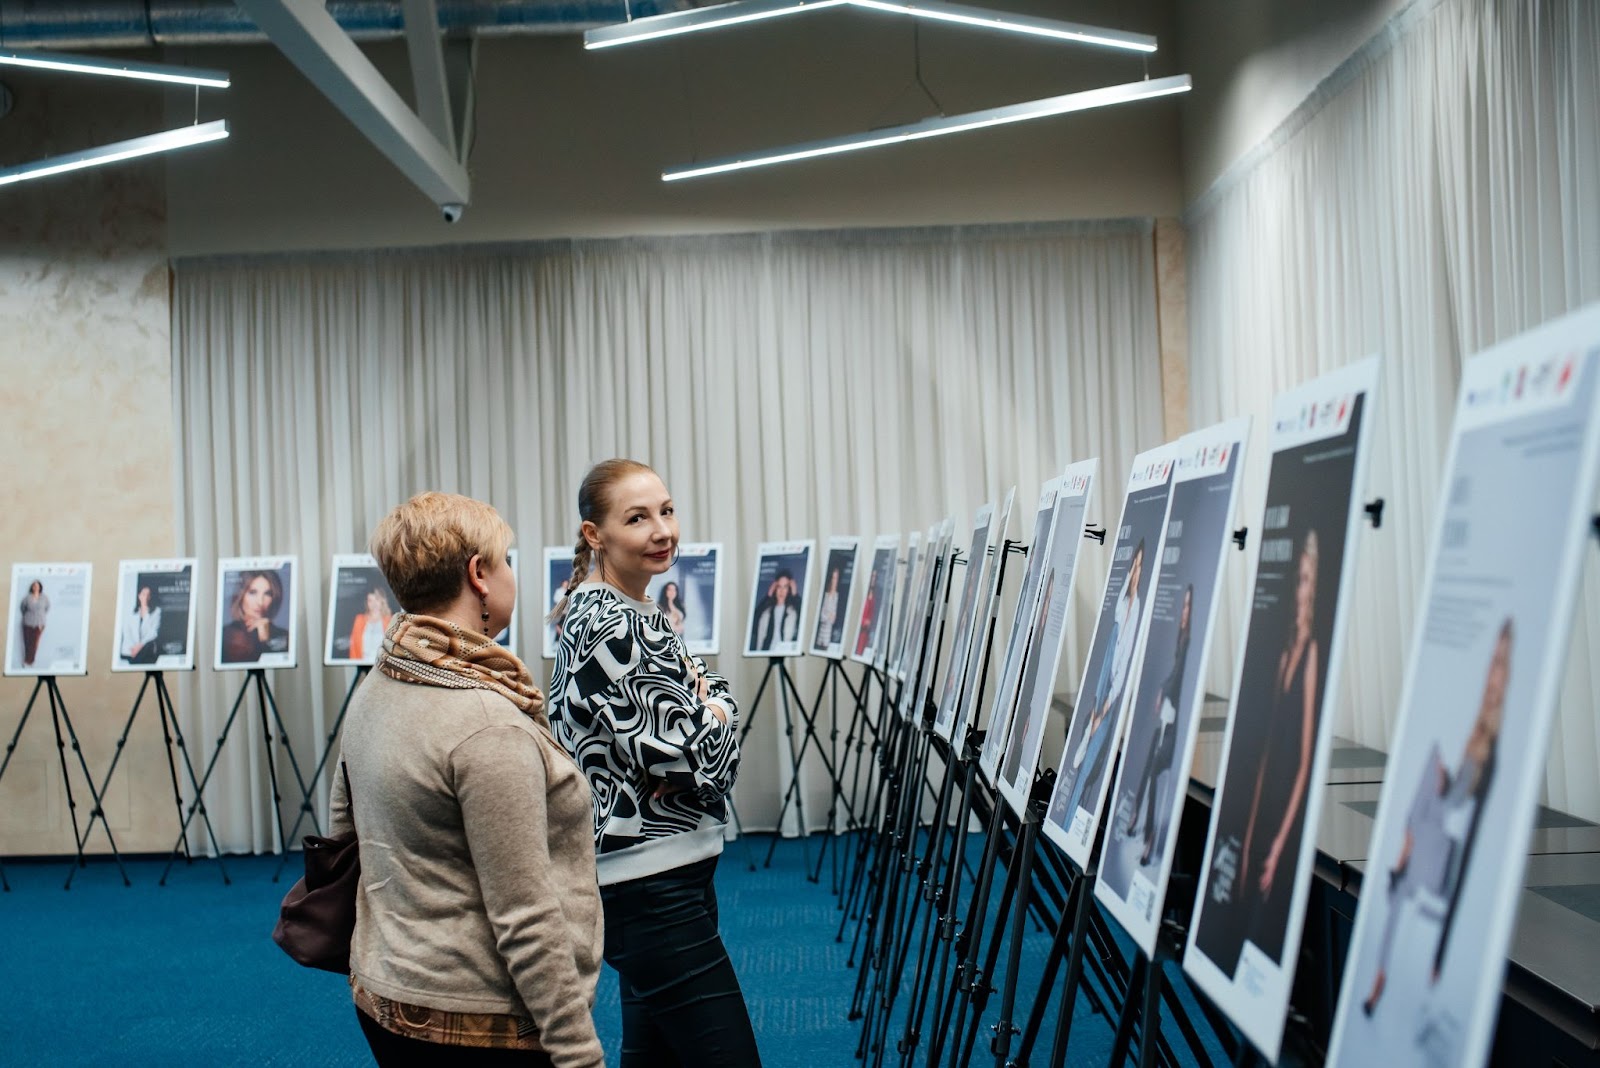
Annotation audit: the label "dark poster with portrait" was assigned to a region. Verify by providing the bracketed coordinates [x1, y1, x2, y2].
[808, 537, 862, 660]
[850, 535, 900, 669]
[325, 554, 399, 667]
[1094, 419, 1249, 956]
[743, 541, 815, 658]
[1328, 310, 1600, 1068]
[112, 558, 197, 673]
[1184, 357, 1380, 1061]
[646, 542, 724, 656]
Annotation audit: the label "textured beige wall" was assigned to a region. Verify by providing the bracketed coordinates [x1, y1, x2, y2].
[1154, 217, 1189, 439]
[0, 70, 179, 856]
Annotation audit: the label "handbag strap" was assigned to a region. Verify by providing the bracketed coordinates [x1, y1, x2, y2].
[341, 761, 355, 830]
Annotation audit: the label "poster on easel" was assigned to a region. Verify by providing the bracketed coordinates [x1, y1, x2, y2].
[850, 534, 901, 669]
[900, 518, 956, 722]
[215, 556, 298, 671]
[646, 542, 724, 657]
[888, 529, 929, 682]
[324, 554, 398, 667]
[111, 558, 197, 673]
[492, 548, 520, 656]
[808, 536, 863, 659]
[6, 562, 93, 677]
[1183, 355, 1381, 1062]
[543, 546, 577, 659]
[1092, 418, 1251, 956]
[1042, 440, 1182, 868]
[743, 541, 815, 658]
[995, 463, 1096, 815]
[978, 476, 1065, 786]
[1328, 310, 1600, 1068]
[931, 500, 997, 741]
[948, 487, 1017, 742]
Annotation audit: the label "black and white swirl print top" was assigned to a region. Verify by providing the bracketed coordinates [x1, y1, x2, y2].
[549, 581, 741, 885]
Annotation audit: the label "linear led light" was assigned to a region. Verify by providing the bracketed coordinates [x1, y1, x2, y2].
[662, 74, 1189, 181]
[0, 48, 231, 88]
[586, 0, 848, 48]
[0, 120, 230, 188]
[586, 0, 1156, 53]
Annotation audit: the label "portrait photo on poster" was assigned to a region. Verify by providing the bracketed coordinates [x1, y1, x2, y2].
[949, 487, 1017, 742]
[979, 476, 1066, 786]
[6, 562, 93, 677]
[896, 522, 948, 719]
[808, 537, 862, 659]
[646, 542, 723, 656]
[933, 500, 998, 741]
[215, 556, 297, 671]
[744, 541, 814, 657]
[995, 471, 1093, 816]
[850, 534, 900, 669]
[1095, 422, 1248, 957]
[111, 558, 198, 673]
[1328, 320, 1600, 1068]
[543, 546, 577, 660]
[903, 518, 957, 720]
[1183, 355, 1380, 1061]
[324, 554, 399, 667]
[1042, 445, 1177, 867]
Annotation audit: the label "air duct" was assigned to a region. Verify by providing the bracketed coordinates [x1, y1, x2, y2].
[0, 0, 691, 50]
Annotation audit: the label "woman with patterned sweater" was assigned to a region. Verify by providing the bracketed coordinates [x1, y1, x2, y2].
[548, 459, 760, 1068]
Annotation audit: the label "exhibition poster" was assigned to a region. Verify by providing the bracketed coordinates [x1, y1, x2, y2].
[1093, 419, 1250, 956]
[1042, 440, 1182, 869]
[901, 519, 955, 722]
[324, 554, 398, 667]
[932, 501, 998, 741]
[646, 542, 724, 657]
[808, 536, 863, 660]
[1183, 356, 1382, 1061]
[995, 464, 1096, 816]
[492, 548, 520, 655]
[1328, 308, 1600, 1068]
[885, 531, 923, 681]
[850, 534, 901, 669]
[6, 562, 93, 677]
[543, 546, 577, 659]
[744, 540, 815, 658]
[979, 476, 1065, 786]
[215, 556, 298, 671]
[111, 558, 197, 673]
[941, 487, 1018, 744]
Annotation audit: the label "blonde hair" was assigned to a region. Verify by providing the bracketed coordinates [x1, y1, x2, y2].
[369, 492, 515, 613]
[548, 458, 657, 624]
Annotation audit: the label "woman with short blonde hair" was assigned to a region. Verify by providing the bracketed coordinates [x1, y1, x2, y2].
[333, 490, 604, 1067]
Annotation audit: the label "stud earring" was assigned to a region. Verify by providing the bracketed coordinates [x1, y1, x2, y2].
[480, 594, 491, 636]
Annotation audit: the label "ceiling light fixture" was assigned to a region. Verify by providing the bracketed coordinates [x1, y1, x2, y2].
[586, 0, 1156, 53]
[0, 120, 231, 188]
[0, 48, 231, 88]
[662, 74, 1189, 181]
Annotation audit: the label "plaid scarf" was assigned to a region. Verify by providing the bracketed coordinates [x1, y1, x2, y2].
[376, 613, 548, 728]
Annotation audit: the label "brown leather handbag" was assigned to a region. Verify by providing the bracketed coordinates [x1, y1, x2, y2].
[272, 763, 359, 974]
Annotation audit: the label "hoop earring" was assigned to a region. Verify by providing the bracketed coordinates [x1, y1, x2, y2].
[670, 545, 681, 568]
[480, 594, 491, 637]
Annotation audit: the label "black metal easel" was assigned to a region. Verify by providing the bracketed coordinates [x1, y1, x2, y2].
[0, 675, 130, 890]
[272, 664, 370, 881]
[71, 670, 222, 889]
[732, 654, 814, 873]
[160, 667, 316, 885]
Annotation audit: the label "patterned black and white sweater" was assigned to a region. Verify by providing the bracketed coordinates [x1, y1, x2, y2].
[549, 581, 741, 885]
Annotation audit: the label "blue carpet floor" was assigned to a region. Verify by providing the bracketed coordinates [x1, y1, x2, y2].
[0, 835, 1223, 1066]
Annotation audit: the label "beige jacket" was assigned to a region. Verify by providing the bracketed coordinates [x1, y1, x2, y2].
[330, 671, 604, 1068]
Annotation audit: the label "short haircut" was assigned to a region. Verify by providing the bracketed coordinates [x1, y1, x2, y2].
[369, 492, 514, 613]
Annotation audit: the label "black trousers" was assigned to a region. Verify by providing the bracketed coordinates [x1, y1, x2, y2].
[601, 854, 762, 1068]
[356, 1007, 555, 1066]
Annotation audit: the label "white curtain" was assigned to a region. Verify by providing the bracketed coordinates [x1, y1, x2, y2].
[171, 221, 1165, 852]
[1186, 0, 1600, 817]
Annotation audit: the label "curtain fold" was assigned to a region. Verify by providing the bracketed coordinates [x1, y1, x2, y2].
[172, 222, 1165, 851]
[1187, 0, 1600, 819]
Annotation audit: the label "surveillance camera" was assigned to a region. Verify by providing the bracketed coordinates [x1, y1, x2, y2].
[441, 203, 465, 224]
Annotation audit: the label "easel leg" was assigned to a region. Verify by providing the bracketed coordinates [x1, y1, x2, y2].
[253, 671, 293, 855]
[256, 669, 320, 841]
[73, 673, 156, 874]
[1105, 954, 1149, 1068]
[273, 666, 366, 881]
[161, 672, 256, 885]
[157, 674, 228, 878]
[51, 679, 130, 888]
[45, 681, 87, 878]
[764, 660, 814, 872]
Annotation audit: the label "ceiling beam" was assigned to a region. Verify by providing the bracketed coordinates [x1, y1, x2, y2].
[233, 0, 469, 209]
[402, 0, 456, 155]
